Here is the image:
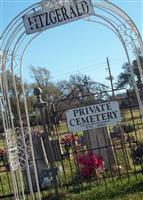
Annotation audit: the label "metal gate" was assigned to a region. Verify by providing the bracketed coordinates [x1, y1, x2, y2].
[48, 89, 143, 190]
[1, 87, 143, 199]
[0, 0, 143, 199]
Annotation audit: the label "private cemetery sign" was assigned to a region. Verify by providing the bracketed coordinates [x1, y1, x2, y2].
[66, 101, 121, 132]
[23, 0, 94, 34]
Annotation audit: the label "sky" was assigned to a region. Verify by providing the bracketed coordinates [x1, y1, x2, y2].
[0, 0, 143, 88]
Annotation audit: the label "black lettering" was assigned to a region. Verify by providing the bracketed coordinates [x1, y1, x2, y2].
[107, 112, 113, 119]
[100, 104, 105, 111]
[106, 103, 112, 110]
[95, 114, 100, 121]
[89, 106, 94, 113]
[73, 109, 79, 117]
[33, 16, 39, 29]
[70, 6, 78, 18]
[101, 113, 107, 120]
[38, 14, 44, 28]
[49, 11, 57, 24]
[112, 111, 118, 118]
[94, 105, 100, 112]
[28, 17, 34, 30]
[75, 4, 83, 16]
[76, 118, 81, 125]
[46, 12, 51, 25]
[81, 1, 89, 13]
[86, 116, 90, 123]
[81, 117, 87, 124]
[61, 7, 69, 20]
[55, 8, 63, 22]
[90, 115, 95, 123]
[70, 119, 75, 126]
[85, 107, 89, 114]
[81, 116, 89, 124]
[79, 108, 85, 116]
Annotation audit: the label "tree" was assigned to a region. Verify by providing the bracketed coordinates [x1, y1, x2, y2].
[30, 65, 50, 89]
[132, 56, 143, 90]
[57, 73, 109, 99]
[116, 63, 133, 89]
[0, 70, 33, 124]
[55, 73, 109, 112]
[30, 65, 60, 102]
[116, 56, 143, 90]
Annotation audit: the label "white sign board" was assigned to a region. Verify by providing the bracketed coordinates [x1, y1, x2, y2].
[66, 101, 122, 132]
[23, 0, 95, 34]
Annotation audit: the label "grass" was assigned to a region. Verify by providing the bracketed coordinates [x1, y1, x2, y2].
[1, 176, 143, 200]
[39, 176, 143, 200]
[1, 108, 143, 199]
[69, 176, 143, 200]
[0, 172, 13, 195]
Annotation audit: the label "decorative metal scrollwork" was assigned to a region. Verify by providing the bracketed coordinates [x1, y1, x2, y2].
[15, 127, 33, 170]
[5, 129, 19, 171]
[0, 1, 142, 199]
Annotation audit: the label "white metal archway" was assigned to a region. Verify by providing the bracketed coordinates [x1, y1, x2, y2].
[0, 0, 143, 199]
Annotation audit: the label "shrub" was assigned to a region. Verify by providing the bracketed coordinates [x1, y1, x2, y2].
[133, 142, 143, 164]
[122, 124, 135, 133]
[76, 151, 105, 178]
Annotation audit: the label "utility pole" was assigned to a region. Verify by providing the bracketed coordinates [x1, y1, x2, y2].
[106, 57, 115, 96]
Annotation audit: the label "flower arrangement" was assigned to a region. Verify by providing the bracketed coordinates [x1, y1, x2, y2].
[0, 148, 9, 170]
[61, 133, 80, 157]
[76, 151, 105, 178]
[0, 148, 7, 161]
[61, 133, 80, 147]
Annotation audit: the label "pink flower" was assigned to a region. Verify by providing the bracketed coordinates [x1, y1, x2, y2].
[61, 133, 80, 148]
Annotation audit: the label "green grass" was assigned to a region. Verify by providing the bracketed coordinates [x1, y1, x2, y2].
[0, 137, 5, 148]
[39, 176, 143, 200]
[0, 172, 13, 195]
[1, 175, 143, 200]
[1, 108, 143, 200]
[68, 176, 143, 200]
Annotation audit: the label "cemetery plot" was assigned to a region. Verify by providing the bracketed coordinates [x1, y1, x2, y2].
[1, 91, 143, 199]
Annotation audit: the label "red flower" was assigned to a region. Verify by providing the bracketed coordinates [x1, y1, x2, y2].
[76, 151, 105, 177]
[95, 155, 105, 170]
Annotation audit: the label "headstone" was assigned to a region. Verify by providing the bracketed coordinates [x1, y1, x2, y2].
[22, 133, 49, 191]
[84, 127, 117, 170]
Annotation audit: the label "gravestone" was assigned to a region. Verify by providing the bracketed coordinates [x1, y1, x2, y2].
[19, 132, 50, 191]
[23, 133, 60, 191]
[84, 127, 117, 170]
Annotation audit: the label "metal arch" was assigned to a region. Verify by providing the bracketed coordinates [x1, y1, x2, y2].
[5, 33, 42, 199]
[13, 1, 143, 115]
[93, 1, 143, 82]
[0, 6, 42, 200]
[85, 15, 143, 117]
[10, 32, 42, 199]
[0, 2, 41, 44]
[103, 0, 143, 49]
[10, 33, 36, 198]
[0, 0, 143, 199]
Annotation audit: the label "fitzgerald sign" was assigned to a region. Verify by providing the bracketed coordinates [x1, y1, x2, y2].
[66, 101, 122, 132]
[23, 0, 95, 34]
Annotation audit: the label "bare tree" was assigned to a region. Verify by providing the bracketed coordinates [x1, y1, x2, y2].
[30, 65, 60, 102]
